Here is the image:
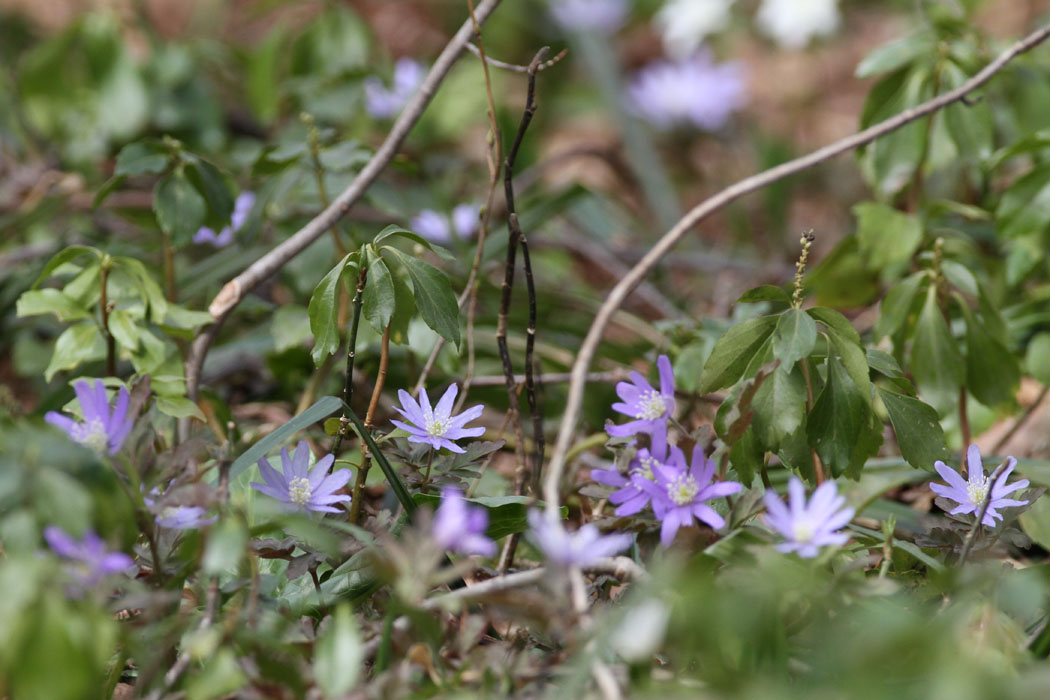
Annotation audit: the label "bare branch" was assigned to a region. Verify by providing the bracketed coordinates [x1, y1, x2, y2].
[543, 22, 1050, 515]
[465, 42, 568, 72]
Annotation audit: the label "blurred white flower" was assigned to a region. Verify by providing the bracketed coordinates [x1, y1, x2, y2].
[655, 0, 735, 59]
[609, 598, 671, 662]
[756, 0, 840, 50]
[549, 0, 628, 34]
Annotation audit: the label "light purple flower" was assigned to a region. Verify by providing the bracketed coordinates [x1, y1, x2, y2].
[549, 0, 628, 34]
[931, 445, 1030, 527]
[641, 445, 742, 546]
[450, 203, 479, 238]
[45, 379, 134, 455]
[411, 203, 479, 244]
[432, 487, 496, 557]
[391, 384, 485, 454]
[763, 476, 854, 558]
[251, 441, 350, 514]
[626, 50, 746, 132]
[144, 487, 217, 530]
[526, 509, 633, 567]
[590, 445, 667, 517]
[44, 525, 134, 588]
[607, 354, 676, 457]
[194, 191, 255, 247]
[364, 57, 425, 119]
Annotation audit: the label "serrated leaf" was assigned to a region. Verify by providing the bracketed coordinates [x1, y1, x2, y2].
[308, 253, 357, 366]
[383, 249, 460, 348]
[772, 308, 817, 369]
[877, 387, 950, 471]
[362, 247, 395, 334]
[154, 171, 207, 248]
[699, 315, 778, 395]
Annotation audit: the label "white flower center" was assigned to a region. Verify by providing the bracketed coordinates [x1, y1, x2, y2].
[73, 419, 109, 454]
[631, 456, 657, 482]
[288, 477, 313, 507]
[636, 389, 669, 421]
[425, 416, 450, 438]
[668, 474, 699, 506]
[967, 476, 990, 507]
[792, 518, 816, 544]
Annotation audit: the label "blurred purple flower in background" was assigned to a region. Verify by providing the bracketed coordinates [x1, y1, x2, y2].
[251, 441, 351, 514]
[932, 445, 1030, 527]
[391, 384, 485, 453]
[626, 51, 746, 131]
[411, 203, 480, 244]
[764, 477, 854, 558]
[642, 445, 742, 546]
[527, 509, 633, 567]
[44, 525, 134, 588]
[606, 354, 676, 457]
[194, 191, 255, 247]
[45, 379, 134, 455]
[590, 446, 667, 517]
[549, 0, 628, 34]
[144, 487, 217, 530]
[432, 487, 496, 556]
[364, 58, 426, 119]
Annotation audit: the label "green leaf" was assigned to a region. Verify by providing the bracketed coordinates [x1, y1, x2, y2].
[874, 272, 925, 340]
[383, 249, 460, 348]
[1019, 495, 1050, 552]
[308, 253, 356, 366]
[15, 289, 90, 321]
[185, 649, 247, 700]
[909, 284, 964, 411]
[411, 493, 567, 540]
[855, 33, 933, 79]
[751, 364, 807, 451]
[996, 163, 1050, 239]
[362, 247, 395, 334]
[339, 400, 415, 515]
[825, 326, 873, 408]
[941, 61, 994, 161]
[1026, 332, 1050, 385]
[807, 356, 879, 478]
[185, 157, 234, 229]
[114, 140, 169, 176]
[154, 171, 207, 248]
[44, 323, 106, 382]
[959, 300, 1019, 408]
[314, 605, 363, 698]
[858, 66, 932, 196]
[112, 257, 168, 323]
[736, 285, 792, 305]
[374, 224, 454, 262]
[877, 388, 950, 471]
[228, 396, 342, 482]
[271, 306, 313, 353]
[31, 245, 101, 289]
[156, 396, 205, 421]
[698, 315, 778, 395]
[807, 306, 861, 344]
[853, 201, 922, 271]
[107, 309, 140, 351]
[772, 308, 817, 370]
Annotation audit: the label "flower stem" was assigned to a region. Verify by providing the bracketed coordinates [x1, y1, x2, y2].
[422, 447, 436, 493]
[348, 325, 390, 525]
[99, 259, 116, 377]
[332, 268, 366, 456]
[799, 358, 825, 485]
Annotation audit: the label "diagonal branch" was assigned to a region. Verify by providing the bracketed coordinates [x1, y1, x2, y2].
[543, 22, 1050, 514]
[183, 0, 504, 406]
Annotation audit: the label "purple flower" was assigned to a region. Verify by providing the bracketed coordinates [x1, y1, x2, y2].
[607, 354, 676, 456]
[144, 487, 217, 530]
[410, 203, 479, 244]
[391, 384, 485, 453]
[194, 191, 255, 247]
[44, 526, 134, 588]
[931, 445, 1030, 527]
[527, 509, 633, 567]
[45, 379, 134, 455]
[641, 445, 742, 546]
[549, 0, 628, 34]
[763, 477, 854, 558]
[251, 441, 351, 514]
[626, 51, 746, 132]
[590, 446, 667, 517]
[432, 487, 496, 557]
[364, 57, 425, 119]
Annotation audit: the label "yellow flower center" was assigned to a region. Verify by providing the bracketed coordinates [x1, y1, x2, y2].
[668, 473, 699, 506]
[967, 476, 990, 507]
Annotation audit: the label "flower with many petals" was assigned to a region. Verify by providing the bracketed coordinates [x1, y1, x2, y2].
[364, 58, 425, 119]
[44, 526, 134, 589]
[410, 203, 479, 244]
[251, 441, 350, 514]
[527, 510, 633, 567]
[641, 445, 742, 546]
[607, 355, 676, 456]
[194, 191, 255, 247]
[45, 379, 135, 455]
[756, 0, 840, 50]
[590, 446, 667, 517]
[626, 51, 746, 132]
[931, 445, 1030, 527]
[763, 477, 854, 558]
[432, 487, 496, 557]
[391, 384, 485, 453]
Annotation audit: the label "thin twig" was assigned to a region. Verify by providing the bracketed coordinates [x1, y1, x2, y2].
[543, 22, 1050, 516]
[184, 0, 504, 406]
[332, 269, 366, 456]
[465, 42, 568, 72]
[468, 370, 628, 387]
[349, 325, 391, 525]
[993, 384, 1050, 454]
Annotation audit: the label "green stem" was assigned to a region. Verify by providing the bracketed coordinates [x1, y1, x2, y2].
[332, 270, 366, 456]
[99, 261, 116, 377]
[340, 400, 415, 516]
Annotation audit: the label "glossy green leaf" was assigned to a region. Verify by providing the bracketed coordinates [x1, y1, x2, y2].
[855, 33, 933, 79]
[308, 253, 356, 366]
[383, 248, 460, 348]
[362, 247, 395, 334]
[909, 285, 964, 411]
[228, 396, 342, 481]
[699, 315, 778, 395]
[374, 224, 454, 262]
[772, 308, 817, 370]
[30, 245, 101, 289]
[751, 364, 807, 451]
[807, 356, 880, 478]
[153, 171, 207, 248]
[877, 387, 950, 471]
[185, 156, 234, 229]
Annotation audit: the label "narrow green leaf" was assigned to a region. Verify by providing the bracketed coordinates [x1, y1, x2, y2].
[996, 163, 1050, 239]
[15, 289, 90, 321]
[185, 157, 234, 229]
[308, 253, 356, 366]
[340, 400, 415, 515]
[374, 224, 454, 262]
[362, 247, 395, 334]
[31, 245, 101, 289]
[909, 284, 964, 411]
[383, 249, 460, 348]
[153, 171, 207, 248]
[228, 396, 342, 481]
[698, 315, 778, 395]
[314, 605, 363, 698]
[874, 272, 925, 340]
[772, 308, 817, 370]
[877, 387, 950, 471]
